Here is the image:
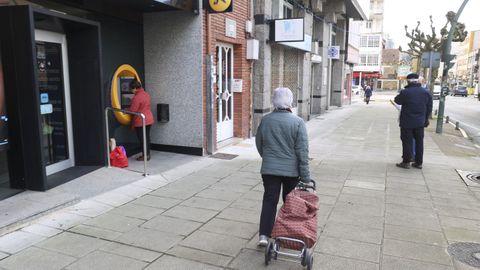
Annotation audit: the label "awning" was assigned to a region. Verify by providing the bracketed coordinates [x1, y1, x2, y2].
[346, 0, 367, 21]
[353, 72, 382, 78]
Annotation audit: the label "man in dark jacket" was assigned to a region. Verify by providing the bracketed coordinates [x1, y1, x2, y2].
[364, 85, 373, 104]
[394, 73, 433, 169]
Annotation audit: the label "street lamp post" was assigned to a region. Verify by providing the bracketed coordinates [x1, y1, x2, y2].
[436, 0, 470, 134]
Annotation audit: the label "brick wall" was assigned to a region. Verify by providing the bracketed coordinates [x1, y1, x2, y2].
[203, 0, 252, 151]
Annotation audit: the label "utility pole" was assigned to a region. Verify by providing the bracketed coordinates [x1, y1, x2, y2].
[436, 0, 469, 134]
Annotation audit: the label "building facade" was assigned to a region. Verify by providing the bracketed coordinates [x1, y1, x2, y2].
[351, 0, 384, 89]
[252, 0, 366, 132]
[0, 0, 254, 198]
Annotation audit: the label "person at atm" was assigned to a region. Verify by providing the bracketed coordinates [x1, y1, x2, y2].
[128, 79, 154, 161]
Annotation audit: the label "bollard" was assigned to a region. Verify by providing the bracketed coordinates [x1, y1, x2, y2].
[446, 116, 449, 123]
[456, 121, 460, 130]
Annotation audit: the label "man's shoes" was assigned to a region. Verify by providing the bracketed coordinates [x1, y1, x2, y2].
[258, 235, 268, 247]
[396, 162, 410, 169]
[411, 163, 423, 169]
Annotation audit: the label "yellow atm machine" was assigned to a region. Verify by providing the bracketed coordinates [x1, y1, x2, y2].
[110, 64, 141, 125]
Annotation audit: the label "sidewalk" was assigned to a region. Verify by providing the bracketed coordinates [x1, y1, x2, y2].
[1, 93, 480, 269]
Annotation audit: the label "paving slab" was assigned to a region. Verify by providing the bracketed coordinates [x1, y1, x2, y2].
[327, 211, 384, 229]
[166, 246, 232, 267]
[217, 207, 260, 224]
[141, 215, 202, 236]
[68, 224, 122, 241]
[35, 232, 108, 257]
[383, 239, 453, 266]
[384, 224, 447, 247]
[145, 255, 223, 270]
[228, 248, 300, 270]
[107, 203, 165, 220]
[131, 195, 182, 209]
[385, 195, 433, 209]
[65, 250, 147, 270]
[439, 216, 480, 231]
[200, 218, 258, 239]
[162, 205, 218, 223]
[99, 242, 161, 263]
[0, 231, 46, 254]
[20, 224, 62, 238]
[337, 193, 385, 206]
[180, 231, 247, 257]
[92, 192, 135, 207]
[323, 222, 383, 244]
[148, 187, 199, 200]
[312, 253, 379, 270]
[0, 252, 7, 260]
[66, 200, 113, 218]
[0, 247, 76, 270]
[382, 255, 454, 270]
[37, 211, 90, 230]
[180, 196, 231, 211]
[344, 180, 385, 191]
[443, 227, 480, 243]
[196, 189, 244, 202]
[82, 213, 144, 233]
[115, 228, 182, 252]
[316, 236, 381, 263]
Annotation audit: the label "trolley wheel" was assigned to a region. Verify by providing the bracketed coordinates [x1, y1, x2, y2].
[301, 249, 307, 266]
[306, 249, 314, 270]
[265, 241, 273, 265]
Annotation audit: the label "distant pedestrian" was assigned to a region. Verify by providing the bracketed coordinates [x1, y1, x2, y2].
[128, 79, 154, 161]
[394, 73, 433, 169]
[255, 87, 311, 247]
[364, 85, 372, 104]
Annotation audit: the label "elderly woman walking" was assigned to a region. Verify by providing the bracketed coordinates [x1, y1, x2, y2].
[255, 87, 311, 246]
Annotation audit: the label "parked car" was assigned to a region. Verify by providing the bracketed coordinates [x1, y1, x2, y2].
[352, 85, 361, 95]
[452, 85, 468, 97]
[432, 84, 441, 100]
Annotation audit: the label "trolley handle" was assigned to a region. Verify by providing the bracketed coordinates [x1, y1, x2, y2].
[296, 179, 316, 191]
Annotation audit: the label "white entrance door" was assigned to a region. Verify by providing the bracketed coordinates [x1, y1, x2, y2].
[215, 44, 234, 142]
[35, 30, 75, 176]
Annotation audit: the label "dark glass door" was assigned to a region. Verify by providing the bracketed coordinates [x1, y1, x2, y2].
[35, 30, 74, 175]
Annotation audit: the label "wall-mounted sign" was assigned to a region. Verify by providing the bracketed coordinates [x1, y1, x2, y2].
[280, 34, 312, 52]
[206, 0, 233, 13]
[225, 18, 236, 38]
[327, 46, 340, 59]
[40, 104, 53, 115]
[269, 18, 304, 42]
[40, 93, 49, 103]
[232, 79, 243, 92]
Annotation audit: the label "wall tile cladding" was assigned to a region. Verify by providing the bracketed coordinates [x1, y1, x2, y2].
[203, 0, 252, 150]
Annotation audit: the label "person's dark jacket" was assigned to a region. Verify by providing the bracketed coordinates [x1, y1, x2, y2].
[394, 83, 433, 128]
[364, 88, 372, 97]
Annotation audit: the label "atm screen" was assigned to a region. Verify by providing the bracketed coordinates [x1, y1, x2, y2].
[0, 55, 8, 151]
[119, 77, 134, 109]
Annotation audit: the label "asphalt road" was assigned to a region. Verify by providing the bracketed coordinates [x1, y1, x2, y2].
[435, 95, 480, 145]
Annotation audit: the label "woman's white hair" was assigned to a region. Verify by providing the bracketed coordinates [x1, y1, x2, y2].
[272, 87, 293, 109]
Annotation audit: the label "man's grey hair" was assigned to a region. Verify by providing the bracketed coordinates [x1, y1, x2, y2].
[272, 87, 293, 109]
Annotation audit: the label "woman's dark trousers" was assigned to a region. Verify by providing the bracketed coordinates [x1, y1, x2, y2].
[135, 125, 151, 157]
[259, 174, 300, 237]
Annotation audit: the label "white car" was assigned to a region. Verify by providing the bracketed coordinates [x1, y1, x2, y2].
[352, 85, 361, 95]
[432, 84, 441, 100]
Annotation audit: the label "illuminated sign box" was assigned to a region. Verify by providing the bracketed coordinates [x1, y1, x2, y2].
[269, 18, 304, 42]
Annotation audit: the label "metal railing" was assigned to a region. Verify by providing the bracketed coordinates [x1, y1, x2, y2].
[105, 107, 148, 176]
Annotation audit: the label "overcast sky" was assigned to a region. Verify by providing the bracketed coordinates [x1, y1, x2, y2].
[382, 0, 480, 48]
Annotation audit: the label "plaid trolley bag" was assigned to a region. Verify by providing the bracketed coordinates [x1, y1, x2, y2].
[265, 181, 318, 269]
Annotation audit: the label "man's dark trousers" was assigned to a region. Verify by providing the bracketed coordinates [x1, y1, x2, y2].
[401, 127, 424, 164]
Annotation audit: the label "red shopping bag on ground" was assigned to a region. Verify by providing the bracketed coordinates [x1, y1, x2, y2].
[110, 146, 128, 168]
